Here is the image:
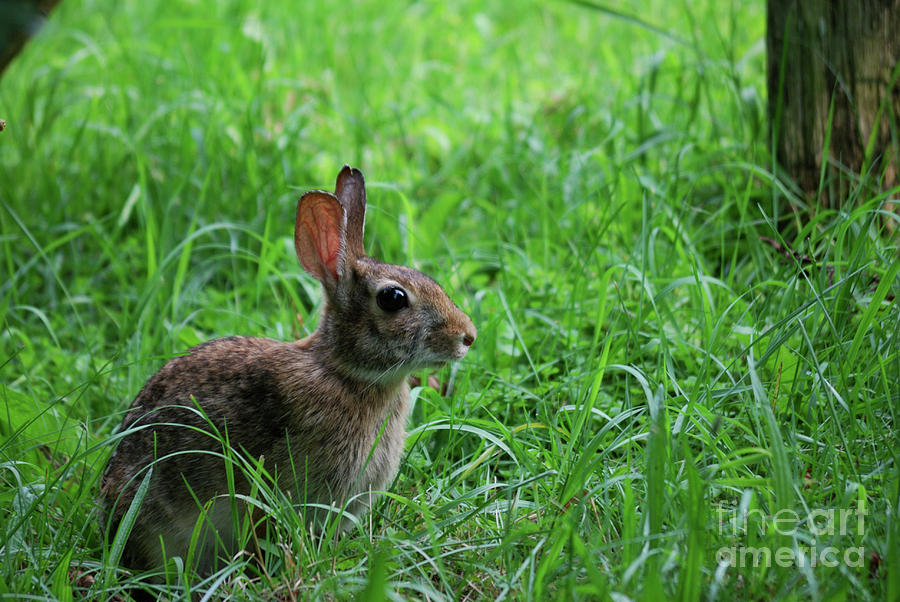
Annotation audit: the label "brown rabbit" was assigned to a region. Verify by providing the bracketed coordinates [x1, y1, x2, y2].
[99, 166, 476, 572]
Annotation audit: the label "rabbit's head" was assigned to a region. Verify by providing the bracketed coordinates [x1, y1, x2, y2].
[295, 166, 476, 384]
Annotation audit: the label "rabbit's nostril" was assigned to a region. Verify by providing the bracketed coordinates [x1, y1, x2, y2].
[462, 334, 475, 347]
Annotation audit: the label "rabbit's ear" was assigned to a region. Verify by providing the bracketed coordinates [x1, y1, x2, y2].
[295, 190, 346, 285]
[335, 165, 367, 261]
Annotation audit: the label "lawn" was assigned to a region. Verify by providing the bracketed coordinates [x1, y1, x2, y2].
[1, 0, 897, 599]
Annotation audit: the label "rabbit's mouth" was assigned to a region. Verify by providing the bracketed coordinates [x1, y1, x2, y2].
[420, 322, 476, 364]
[418, 338, 473, 366]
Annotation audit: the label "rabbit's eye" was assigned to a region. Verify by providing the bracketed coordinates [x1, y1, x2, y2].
[377, 286, 409, 312]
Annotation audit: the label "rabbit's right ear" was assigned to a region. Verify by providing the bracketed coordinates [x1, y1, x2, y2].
[295, 191, 346, 286]
[335, 165, 367, 261]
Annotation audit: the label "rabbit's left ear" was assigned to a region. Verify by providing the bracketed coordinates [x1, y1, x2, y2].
[335, 165, 367, 261]
[295, 190, 346, 287]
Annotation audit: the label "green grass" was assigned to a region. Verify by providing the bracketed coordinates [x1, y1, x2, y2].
[1, 0, 898, 599]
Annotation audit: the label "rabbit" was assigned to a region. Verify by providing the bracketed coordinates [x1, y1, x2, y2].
[99, 165, 476, 573]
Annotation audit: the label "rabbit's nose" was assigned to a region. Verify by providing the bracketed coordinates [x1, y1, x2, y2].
[456, 310, 476, 348]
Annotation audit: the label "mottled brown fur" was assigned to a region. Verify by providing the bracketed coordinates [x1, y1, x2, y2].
[99, 166, 476, 572]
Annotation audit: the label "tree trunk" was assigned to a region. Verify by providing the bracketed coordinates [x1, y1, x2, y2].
[767, 0, 900, 206]
[0, 0, 62, 77]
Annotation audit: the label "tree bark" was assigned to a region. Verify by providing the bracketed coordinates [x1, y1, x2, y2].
[0, 0, 62, 77]
[767, 0, 900, 206]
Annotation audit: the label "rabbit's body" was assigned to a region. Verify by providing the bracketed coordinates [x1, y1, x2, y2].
[100, 167, 475, 572]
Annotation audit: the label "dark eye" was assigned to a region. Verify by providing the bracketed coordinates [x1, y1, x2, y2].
[376, 286, 409, 312]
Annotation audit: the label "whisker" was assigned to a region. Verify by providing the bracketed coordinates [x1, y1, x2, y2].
[361, 351, 415, 394]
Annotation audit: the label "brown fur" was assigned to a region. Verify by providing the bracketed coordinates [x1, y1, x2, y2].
[99, 166, 476, 572]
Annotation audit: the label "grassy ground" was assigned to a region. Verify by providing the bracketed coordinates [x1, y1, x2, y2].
[1, 0, 898, 599]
